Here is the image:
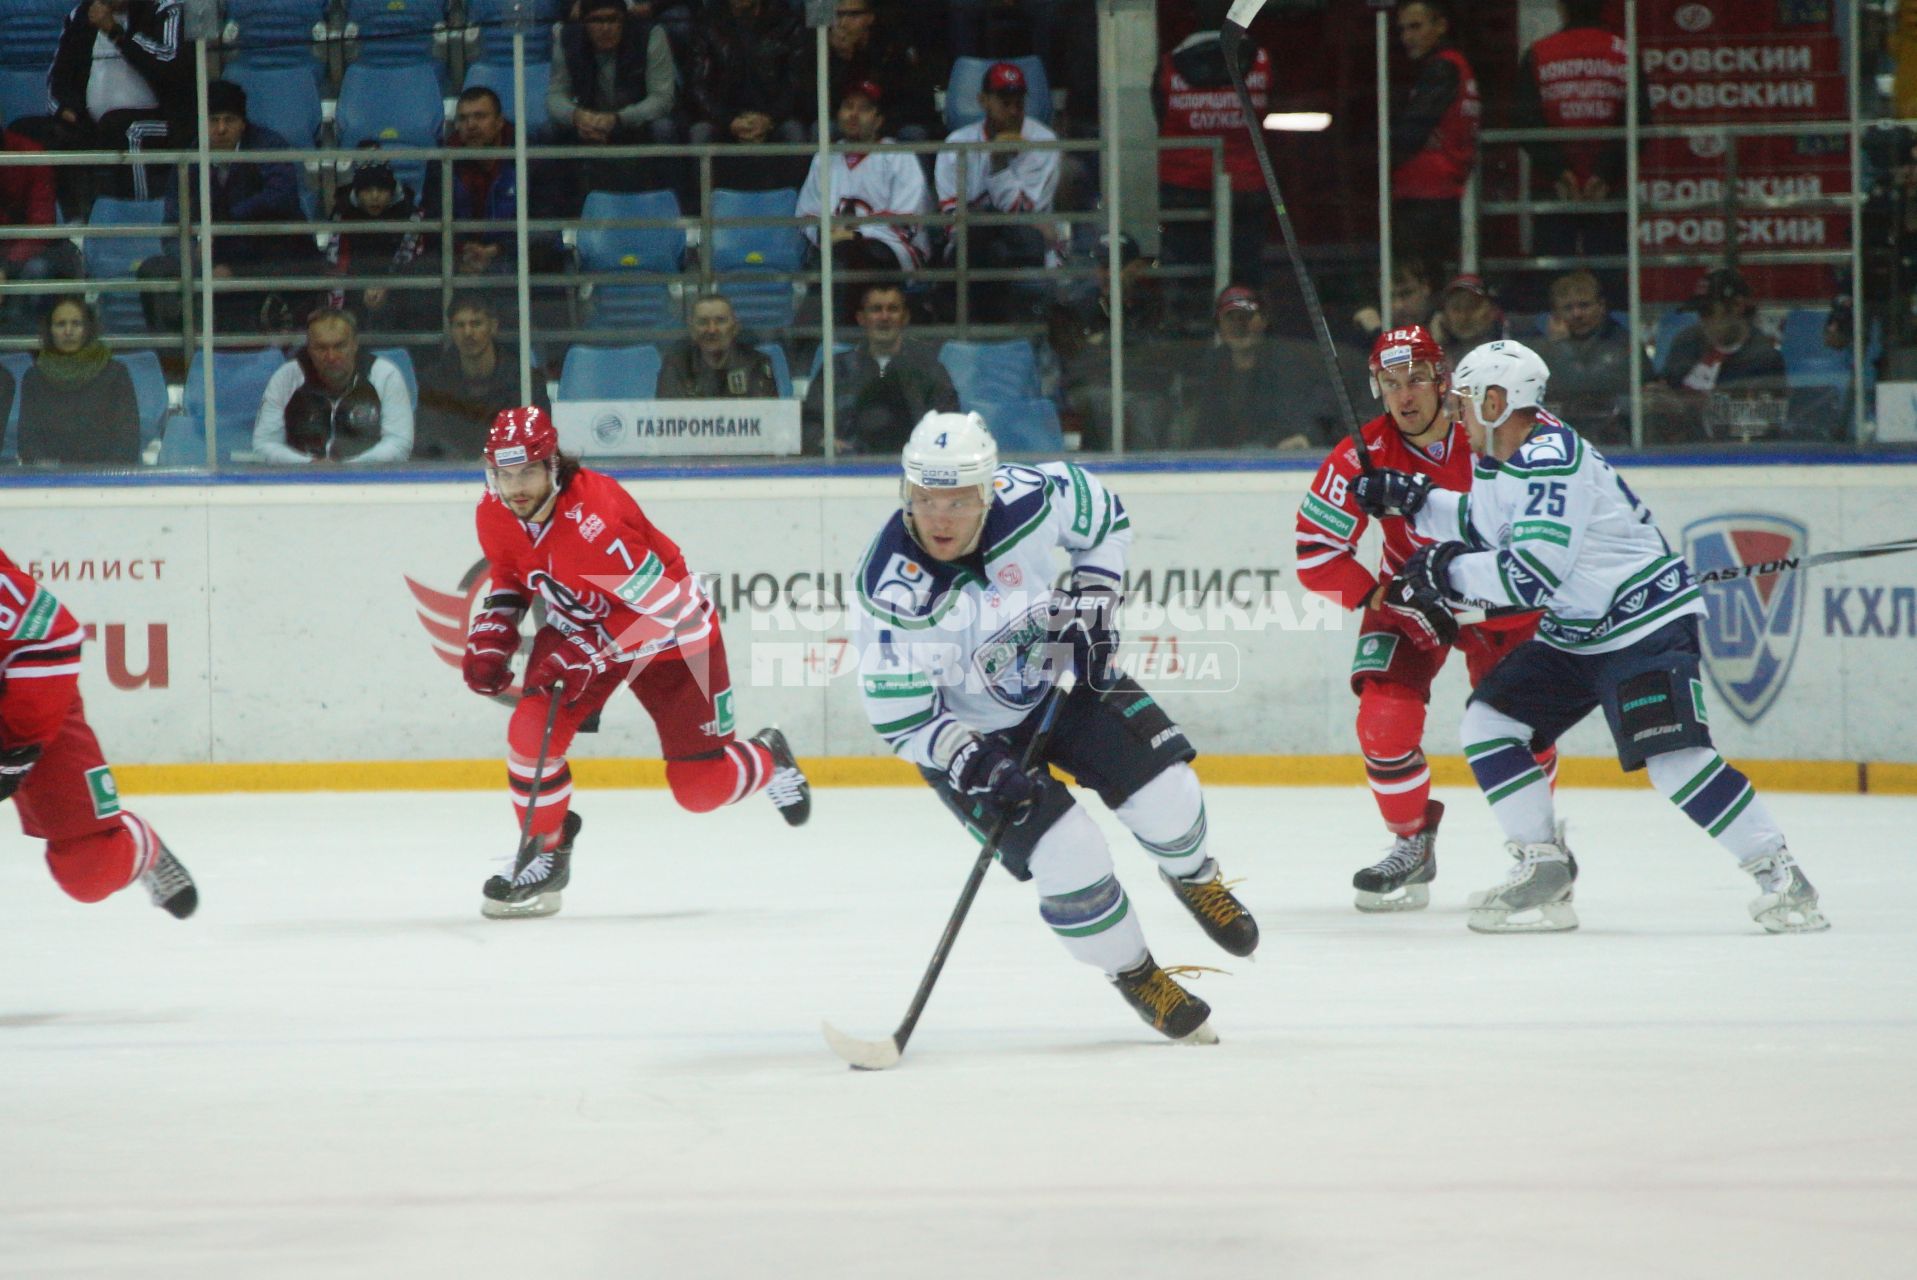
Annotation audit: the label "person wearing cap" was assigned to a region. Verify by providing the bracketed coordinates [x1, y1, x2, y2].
[802, 281, 958, 455]
[794, 78, 931, 315]
[547, 0, 684, 206]
[1179, 286, 1334, 451]
[1643, 267, 1785, 444]
[1429, 272, 1506, 371]
[1533, 268, 1631, 445]
[252, 307, 414, 465]
[414, 295, 550, 462]
[326, 154, 426, 332]
[685, 0, 810, 189]
[1389, 1, 1480, 274]
[1154, 0, 1274, 315]
[935, 60, 1062, 323]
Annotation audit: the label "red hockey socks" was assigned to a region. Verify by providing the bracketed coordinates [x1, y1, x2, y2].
[1356, 682, 1434, 835]
[665, 741, 771, 813]
[44, 811, 157, 903]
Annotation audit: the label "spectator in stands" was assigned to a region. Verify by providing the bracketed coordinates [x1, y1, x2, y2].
[1513, 0, 1634, 288]
[948, 0, 1064, 73]
[1047, 231, 1174, 451]
[796, 81, 931, 320]
[1, 128, 82, 333]
[659, 295, 779, 398]
[1428, 272, 1504, 370]
[1786, 295, 1857, 442]
[1533, 268, 1631, 445]
[148, 79, 320, 336]
[415, 296, 551, 461]
[1389, 1, 1479, 276]
[686, 0, 809, 190]
[1348, 256, 1438, 348]
[1179, 286, 1331, 451]
[21, 0, 190, 213]
[1154, 0, 1271, 319]
[16, 296, 140, 467]
[547, 0, 683, 204]
[802, 282, 958, 455]
[424, 88, 566, 284]
[936, 61, 1060, 323]
[327, 156, 426, 334]
[253, 308, 414, 464]
[803, 0, 940, 143]
[1643, 267, 1786, 444]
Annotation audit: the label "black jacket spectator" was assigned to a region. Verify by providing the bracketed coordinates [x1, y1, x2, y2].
[20, 353, 140, 467]
[415, 344, 551, 461]
[688, 0, 806, 139]
[802, 338, 958, 455]
[800, 0, 939, 142]
[658, 339, 779, 399]
[1179, 340, 1335, 451]
[1537, 314, 1634, 445]
[169, 122, 309, 272]
[327, 167, 426, 328]
[549, 4, 677, 137]
[48, 0, 190, 133]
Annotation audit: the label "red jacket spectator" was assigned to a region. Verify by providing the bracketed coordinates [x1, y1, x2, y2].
[1391, 43, 1480, 201]
[1514, 16, 1631, 195]
[0, 130, 58, 271]
[1154, 33, 1271, 194]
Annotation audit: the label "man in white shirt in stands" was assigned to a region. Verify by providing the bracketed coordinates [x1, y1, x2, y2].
[253, 308, 414, 464]
[934, 61, 1060, 322]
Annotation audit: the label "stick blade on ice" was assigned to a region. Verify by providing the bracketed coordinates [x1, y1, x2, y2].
[821, 1020, 903, 1071]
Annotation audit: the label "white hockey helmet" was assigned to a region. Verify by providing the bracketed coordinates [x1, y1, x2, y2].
[1450, 339, 1551, 429]
[902, 411, 998, 492]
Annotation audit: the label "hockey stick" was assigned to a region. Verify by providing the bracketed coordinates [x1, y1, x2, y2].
[823, 670, 1078, 1071]
[1692, 535, 1917, 584]
[1221, 0, 1373, 472]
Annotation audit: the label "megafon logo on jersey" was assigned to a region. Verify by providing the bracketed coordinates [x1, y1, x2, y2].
[404, 560, 535, 703]
[1682, 513, 1807, 725]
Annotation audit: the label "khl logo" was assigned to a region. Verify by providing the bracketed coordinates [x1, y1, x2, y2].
[1681, 513, 1807, 725]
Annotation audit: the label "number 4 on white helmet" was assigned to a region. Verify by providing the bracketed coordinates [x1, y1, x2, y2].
[902, 411, 998, 492]
[1449, 339, 1551, 430]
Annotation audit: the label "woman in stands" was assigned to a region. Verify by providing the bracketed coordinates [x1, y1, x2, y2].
[17, 297, 140, 467]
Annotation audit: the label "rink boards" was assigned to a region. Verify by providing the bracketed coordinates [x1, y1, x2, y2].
[2, 461, 1915, 785]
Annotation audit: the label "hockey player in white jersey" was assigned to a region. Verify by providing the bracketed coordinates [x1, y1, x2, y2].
[1350, 340, 1829, 935]
[852, 412, 1258, 1043]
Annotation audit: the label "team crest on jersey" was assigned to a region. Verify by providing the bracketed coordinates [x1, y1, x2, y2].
[1518, 433, 1570, 466]
[578, 514, 606, 543]
[997, 564, 1022, 588]
[1682, 513, 1807, 725]
[972, 604, 1056, 710]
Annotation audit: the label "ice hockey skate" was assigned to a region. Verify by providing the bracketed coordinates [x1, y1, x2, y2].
[1353, 799, 1442, 912]
[1745, 849, 1830, 934]
[1466, 822, 1578, 933]
[141, 844, 198, 919]
[482, 810, 582, 919]
[1159, 859, 1259, 956]
[752, 727, 811, 827]
[1109, 954, 1220, 1044]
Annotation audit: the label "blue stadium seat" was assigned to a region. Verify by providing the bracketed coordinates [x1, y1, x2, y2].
[938, 339, 1041, 408]
[222, 0, 329, 71]
[578, 190, 684, 332]
[161, 347, 290, 465]
[973, 396, 1063, 453]
[222, 64, 324, 148]
[336, 63, 447, 197]
[0, 67, 49, 127]
[118, 351, 168, 449]
[0, 353, 29, 461]
[466, 0, 562, 67]
[709, 188, 804, 332]
[373, 347, 420, 409]
[345, 0, 439, 69]
[84, 198, 166, 336]
[0, 0, 68, 72]
[757, 342, 792, 398]
[944, 55, 1053, 133]
[558, 344, 663, 400]
[464, 61, 553, 141]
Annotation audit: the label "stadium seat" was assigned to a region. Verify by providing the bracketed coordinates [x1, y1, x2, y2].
[971, 396, 1063, 453]
[0, 353, 29, 461]
[938, 339, 1041, 408]
[463, 61, 553, 141]
[467, 0, 562, 67]
[161, 347, 290, 465]
[222, 64, 324, 148]
[757, 343, 792, 398]
[118, 351, 168, 449]
[222, 0, 330, 72]
[578, 189, 684, 332]
[0, 67, 49, 128]
[373, 347, 420, 409]
[0, 0, 69, 73]
[709, 188, 804, 333]
[558, 344, 663, 400]
[336, 63, 447, 196]
[944, 55, 1053, 133]
[84, 198, 167, 336]
[344, 0, 439, 69]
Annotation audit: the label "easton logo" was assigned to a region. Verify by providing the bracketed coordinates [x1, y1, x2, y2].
[1683, 513, 1807, 725]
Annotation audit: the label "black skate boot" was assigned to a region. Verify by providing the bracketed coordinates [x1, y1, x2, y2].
[1109, 953, 1220, 1044]
[141, 844, 198, 919]
[752, 726, 811, 827]
[482, 810, 582, 920]
[1159, 859, 1259, 957]
[1353, 799, 1442, 913]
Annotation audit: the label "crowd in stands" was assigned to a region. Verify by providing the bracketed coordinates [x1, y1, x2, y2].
[0, 0, 1879, 467]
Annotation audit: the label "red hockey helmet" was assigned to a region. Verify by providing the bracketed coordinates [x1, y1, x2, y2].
[485, 405, 558, 468]
[1367, 324, 1447, 398]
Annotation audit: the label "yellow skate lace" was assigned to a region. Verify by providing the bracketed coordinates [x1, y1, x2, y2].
[1132, 964, 1226, 1029]
[1177, 873, 1248, 928]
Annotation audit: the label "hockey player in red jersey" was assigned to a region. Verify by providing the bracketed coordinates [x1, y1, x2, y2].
[463, 407, 811, 918]
[1294, 326, 1551, 910]
[0, 549, 197, 919]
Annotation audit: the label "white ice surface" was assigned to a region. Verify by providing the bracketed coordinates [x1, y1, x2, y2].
[3, 785, 1914, 1280]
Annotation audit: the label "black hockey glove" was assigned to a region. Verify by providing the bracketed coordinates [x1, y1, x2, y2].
[1047, 578, 1120, 690]
[1381, 543, 1466, 651]
[0, 743, 43, 803]
[1350, 468, 1434, 519]
[946, 735, 1042, 826]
